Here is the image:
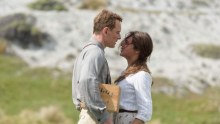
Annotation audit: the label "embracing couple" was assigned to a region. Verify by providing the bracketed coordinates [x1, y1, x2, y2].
[72, 9, 153, 124]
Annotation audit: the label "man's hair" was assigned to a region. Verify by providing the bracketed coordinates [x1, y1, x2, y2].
[93, 9, 122, 34]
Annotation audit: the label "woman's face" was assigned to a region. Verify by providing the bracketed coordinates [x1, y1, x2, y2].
[120, 36, 139, 59]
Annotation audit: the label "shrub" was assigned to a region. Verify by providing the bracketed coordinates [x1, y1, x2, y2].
[192, 0, 209, 7]
[192, 43, 220, 59]
[0, 13, 49, 48]
[152, 76, 174, 87]
[28, 0, 67, 11]
[0, 38, 7, 54]
[79, 0, 107, 10]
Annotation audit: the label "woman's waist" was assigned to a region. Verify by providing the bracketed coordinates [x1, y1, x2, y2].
[119, 108, 138, 113]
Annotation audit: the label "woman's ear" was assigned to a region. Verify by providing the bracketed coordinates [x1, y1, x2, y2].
[135, 50, 140, 54]
[135, 50, 140, 57]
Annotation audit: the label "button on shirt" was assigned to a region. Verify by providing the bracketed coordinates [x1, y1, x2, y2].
[118, 71, 153, 122]
[72, 37, 111, 123]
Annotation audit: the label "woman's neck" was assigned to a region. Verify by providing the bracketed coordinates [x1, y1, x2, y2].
[126, 58, 136, 67]
[126, 52, 139, 67]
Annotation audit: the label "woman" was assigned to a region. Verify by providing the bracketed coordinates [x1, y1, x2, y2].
[114, 31, 153, 124]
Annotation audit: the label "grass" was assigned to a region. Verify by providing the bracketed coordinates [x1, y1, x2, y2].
[151, 88, 220, 124]
[0, 55, 79, 123]
[0, 54, 220, 124]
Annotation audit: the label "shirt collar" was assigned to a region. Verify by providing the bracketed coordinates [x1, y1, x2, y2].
[89, 36, 105, 51]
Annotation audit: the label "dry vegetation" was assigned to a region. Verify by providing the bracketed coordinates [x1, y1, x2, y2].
[79, 0, 107, 10]
[0, 106, 72, 124]
[0, 39, 7, 54]
[192, 43, 220, 59]
[28, 0, 67, 11]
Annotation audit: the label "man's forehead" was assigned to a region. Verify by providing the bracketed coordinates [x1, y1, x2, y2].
[114, 20, 121, 30]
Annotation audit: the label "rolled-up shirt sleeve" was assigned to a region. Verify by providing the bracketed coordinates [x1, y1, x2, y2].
[78, 46, 109, 123]
[133, 71, 152, 122]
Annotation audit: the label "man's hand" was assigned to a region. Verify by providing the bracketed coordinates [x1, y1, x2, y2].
[103, 116, 113, 124]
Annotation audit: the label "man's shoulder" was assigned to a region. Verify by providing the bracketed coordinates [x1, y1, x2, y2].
[84, 44, 104, 55]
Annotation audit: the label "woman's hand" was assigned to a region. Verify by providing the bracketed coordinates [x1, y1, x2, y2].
[132, 118, 144, 124]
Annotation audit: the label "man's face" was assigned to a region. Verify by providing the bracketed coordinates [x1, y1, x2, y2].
[105, 20, 121, 48]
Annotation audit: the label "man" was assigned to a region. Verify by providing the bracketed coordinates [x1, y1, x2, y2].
[72, 9, 122, 124]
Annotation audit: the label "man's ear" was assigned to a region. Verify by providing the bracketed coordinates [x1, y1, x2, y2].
[103, 27, 109, 35]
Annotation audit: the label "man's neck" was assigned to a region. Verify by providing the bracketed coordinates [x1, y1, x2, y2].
[93, 34, 106, 48]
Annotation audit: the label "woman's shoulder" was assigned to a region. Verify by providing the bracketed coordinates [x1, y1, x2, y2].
[130, 71, 152, 85]
[135, 71, 151, 77]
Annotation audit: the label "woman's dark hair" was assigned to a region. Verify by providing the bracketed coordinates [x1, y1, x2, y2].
[115, 31, 153, 83]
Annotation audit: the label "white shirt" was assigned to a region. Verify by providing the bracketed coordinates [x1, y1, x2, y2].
[118, 71, 152, 122]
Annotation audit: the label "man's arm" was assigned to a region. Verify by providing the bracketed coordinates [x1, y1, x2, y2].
[79, 47, 110, 123]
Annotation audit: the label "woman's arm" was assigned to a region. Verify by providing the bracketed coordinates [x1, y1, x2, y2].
[133, 71, 153, 122]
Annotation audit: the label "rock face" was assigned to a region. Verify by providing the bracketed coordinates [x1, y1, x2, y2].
[0, 13, 49, 48]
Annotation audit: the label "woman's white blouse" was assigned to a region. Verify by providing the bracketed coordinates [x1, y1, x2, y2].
[118, 71, 152, 122]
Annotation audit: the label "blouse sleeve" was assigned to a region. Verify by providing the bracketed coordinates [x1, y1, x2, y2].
[133, 71, 153, 122]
